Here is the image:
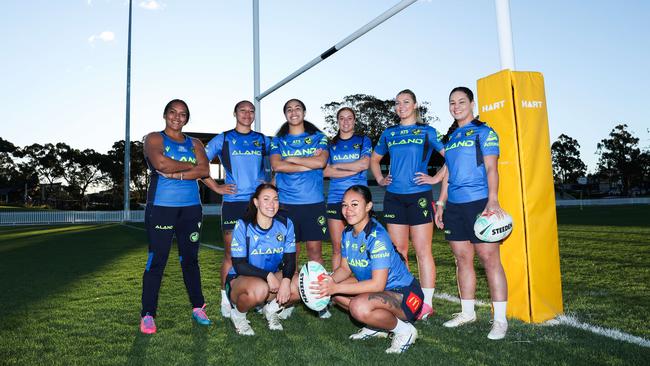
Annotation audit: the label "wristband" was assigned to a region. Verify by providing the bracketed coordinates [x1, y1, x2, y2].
[180, 172, 183, 180]
[435, 200, 445, 208]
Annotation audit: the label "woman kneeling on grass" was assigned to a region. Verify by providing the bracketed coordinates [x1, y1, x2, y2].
[313, 185, 424, 354]
[226, 183, 301, 335]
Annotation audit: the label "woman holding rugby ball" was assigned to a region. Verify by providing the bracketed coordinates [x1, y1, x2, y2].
[323, 107, 372, 271]
[314, 185, 423, 354]
[370, 89, 446, 319]
[434, 86, 508, 340]
[226, 183, 300, 335]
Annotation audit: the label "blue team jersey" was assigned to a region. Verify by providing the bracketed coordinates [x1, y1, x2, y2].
[341, 218, 414, 290]
[444, 121, 500, 203]
[374, 124, 444, 194]
[228, 217, 296, 275]
[205, 129, 271, 202]
[327, 135, 372, 203]
[270, 132, 329, 204]
[146, 132, 200, 207]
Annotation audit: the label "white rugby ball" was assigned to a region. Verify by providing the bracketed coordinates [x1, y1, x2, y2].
[474, 211, 513, 242]
[298, 261, 330, 312]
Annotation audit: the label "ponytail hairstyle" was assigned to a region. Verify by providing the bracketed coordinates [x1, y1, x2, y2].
[443, 86, 482, 143]
[331, 107, 357, 145]
[396, 89, 426, 126]
[344, 185, 375, 218]
[163, 99, 190, 123]
[243, 183, 279, 227]
[275, 98, 323, 137]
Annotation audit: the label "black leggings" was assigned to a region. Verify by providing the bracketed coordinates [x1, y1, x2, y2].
[141, 205, 204, 317]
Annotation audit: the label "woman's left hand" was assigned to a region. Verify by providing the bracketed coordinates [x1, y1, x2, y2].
[157, 170, 172, 179]
[276, 280, 291, 305]
[414, 172, 440, 185]
[310, 274, 336, 298]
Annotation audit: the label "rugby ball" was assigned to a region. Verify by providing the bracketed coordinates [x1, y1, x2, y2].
[298, 261, 330, 312]
[473, 211, 513, 242]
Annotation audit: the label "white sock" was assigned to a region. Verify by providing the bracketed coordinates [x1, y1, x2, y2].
[422, 288, 435, 306]
[461, 299, 476, 316]
[231, 306, 247, 319]
[265, 299, 280, 313]
[493, 301, 507, 323]
[220, 289, 228, 304]
[390, 318, 410, 334]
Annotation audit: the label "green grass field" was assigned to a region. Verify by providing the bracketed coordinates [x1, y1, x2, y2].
[0, 206, 649, 365]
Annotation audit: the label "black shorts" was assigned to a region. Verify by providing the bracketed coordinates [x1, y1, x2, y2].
[326, 202, 343, 220]
[390, 278, 424, 322]
[221, 201, 249, 231]
[281, 202, 328, 242]
[382, 190, 433, 225]
[443, 198, 490, 243]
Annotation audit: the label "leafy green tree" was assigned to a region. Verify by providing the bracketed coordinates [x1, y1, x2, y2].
[0, 137, 18, 187]
[60, 146, 109, 209]
[596, 124, 641, 195]
[551, 134, 587, 185]
[102, 140, 148, 206]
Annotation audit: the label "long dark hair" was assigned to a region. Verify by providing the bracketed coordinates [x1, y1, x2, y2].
[344, 185, 375, 218]
[331, 107, 357, 145]
[443, 87, 481, 143]
[163, 99, 190, 122]
[275, 98, 322, 137]
[243, 183, 279, 227]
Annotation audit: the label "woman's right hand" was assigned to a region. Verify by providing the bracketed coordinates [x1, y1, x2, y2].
[267, 272, 280, 293]
[434, 205, 445, 229]
[215, 184, 236, 195]
[378, 174, 392, 186]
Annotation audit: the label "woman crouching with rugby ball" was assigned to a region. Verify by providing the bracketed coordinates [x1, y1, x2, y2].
[313, 185, 423, 354]
[226, 183, 301, 335]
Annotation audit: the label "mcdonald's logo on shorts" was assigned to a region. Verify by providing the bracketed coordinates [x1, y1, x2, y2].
[405, 292, 422, 314]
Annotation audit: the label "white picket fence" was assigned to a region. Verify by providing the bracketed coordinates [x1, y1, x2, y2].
[1, 197, 648, 226]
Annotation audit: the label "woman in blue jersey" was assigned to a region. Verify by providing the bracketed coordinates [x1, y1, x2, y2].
[369, 89, 445, 320]
[226, 183, 300, 335]
[434, 87, 508, 340]
[203, 100, 271, 318]
[324, 107, 372, 271]
[314, 185, 423, 354]
[139, 99, 212, 334]
[270, 99, 329, 264]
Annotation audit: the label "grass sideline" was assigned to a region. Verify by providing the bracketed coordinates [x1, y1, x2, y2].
[0, 206, 648, 365]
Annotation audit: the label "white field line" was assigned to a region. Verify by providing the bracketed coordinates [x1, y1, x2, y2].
[121, 223, 649, 347]
[121, 223, 224, 251]
[434, 292, 649, 347]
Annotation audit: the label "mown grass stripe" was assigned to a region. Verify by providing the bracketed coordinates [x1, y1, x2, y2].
[121, 223, 224, 251]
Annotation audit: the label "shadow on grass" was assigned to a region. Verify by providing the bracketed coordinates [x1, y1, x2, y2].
[0, 224, 145, 323]
[126, 333, 152, 366]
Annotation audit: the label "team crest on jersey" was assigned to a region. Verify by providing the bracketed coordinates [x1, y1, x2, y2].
[231, 139, 237, 144]
[345, 240, 350, 249]
[332, 145, 337, 150]
[317, 216, 326, 226]
[304, 137, 313, 144]
[390, 131, 396, 136]
[165, 146, 170, 152]
[359, 243, 366, 254]
[353, 143, 360, 149]
[413, 129, 421, 135]
[276, 233, 284, 242]
[418, 198, 427, 208]
[253, 140, 261, 147]
[465, 129, 475, 136]
[253, 234, 259, 242]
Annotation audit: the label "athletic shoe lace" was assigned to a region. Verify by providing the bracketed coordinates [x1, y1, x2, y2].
[142, 315, 155, 328]
[193, 305, 209, 321]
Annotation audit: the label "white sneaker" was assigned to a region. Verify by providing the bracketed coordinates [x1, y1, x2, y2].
[385, 323, 418, 354]
[263, 303, 283, 331]
[349, 327, 389, 340]
[277, 306, 294, 320]
[487, 320, 508, 340]
[443, 312, 477, 328]
[318, 308, 332, 319]
[221, 301, 231, 318]
[230, 311, 255, 336]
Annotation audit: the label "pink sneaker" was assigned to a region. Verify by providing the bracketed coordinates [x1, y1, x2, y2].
[417, 303, 435, 321]
[140, 314, 157, 334]
[192, 304, 212, 326]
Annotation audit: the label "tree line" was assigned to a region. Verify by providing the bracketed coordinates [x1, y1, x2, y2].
[1, 95, 647, 209]
[551, 124, 650, 197]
